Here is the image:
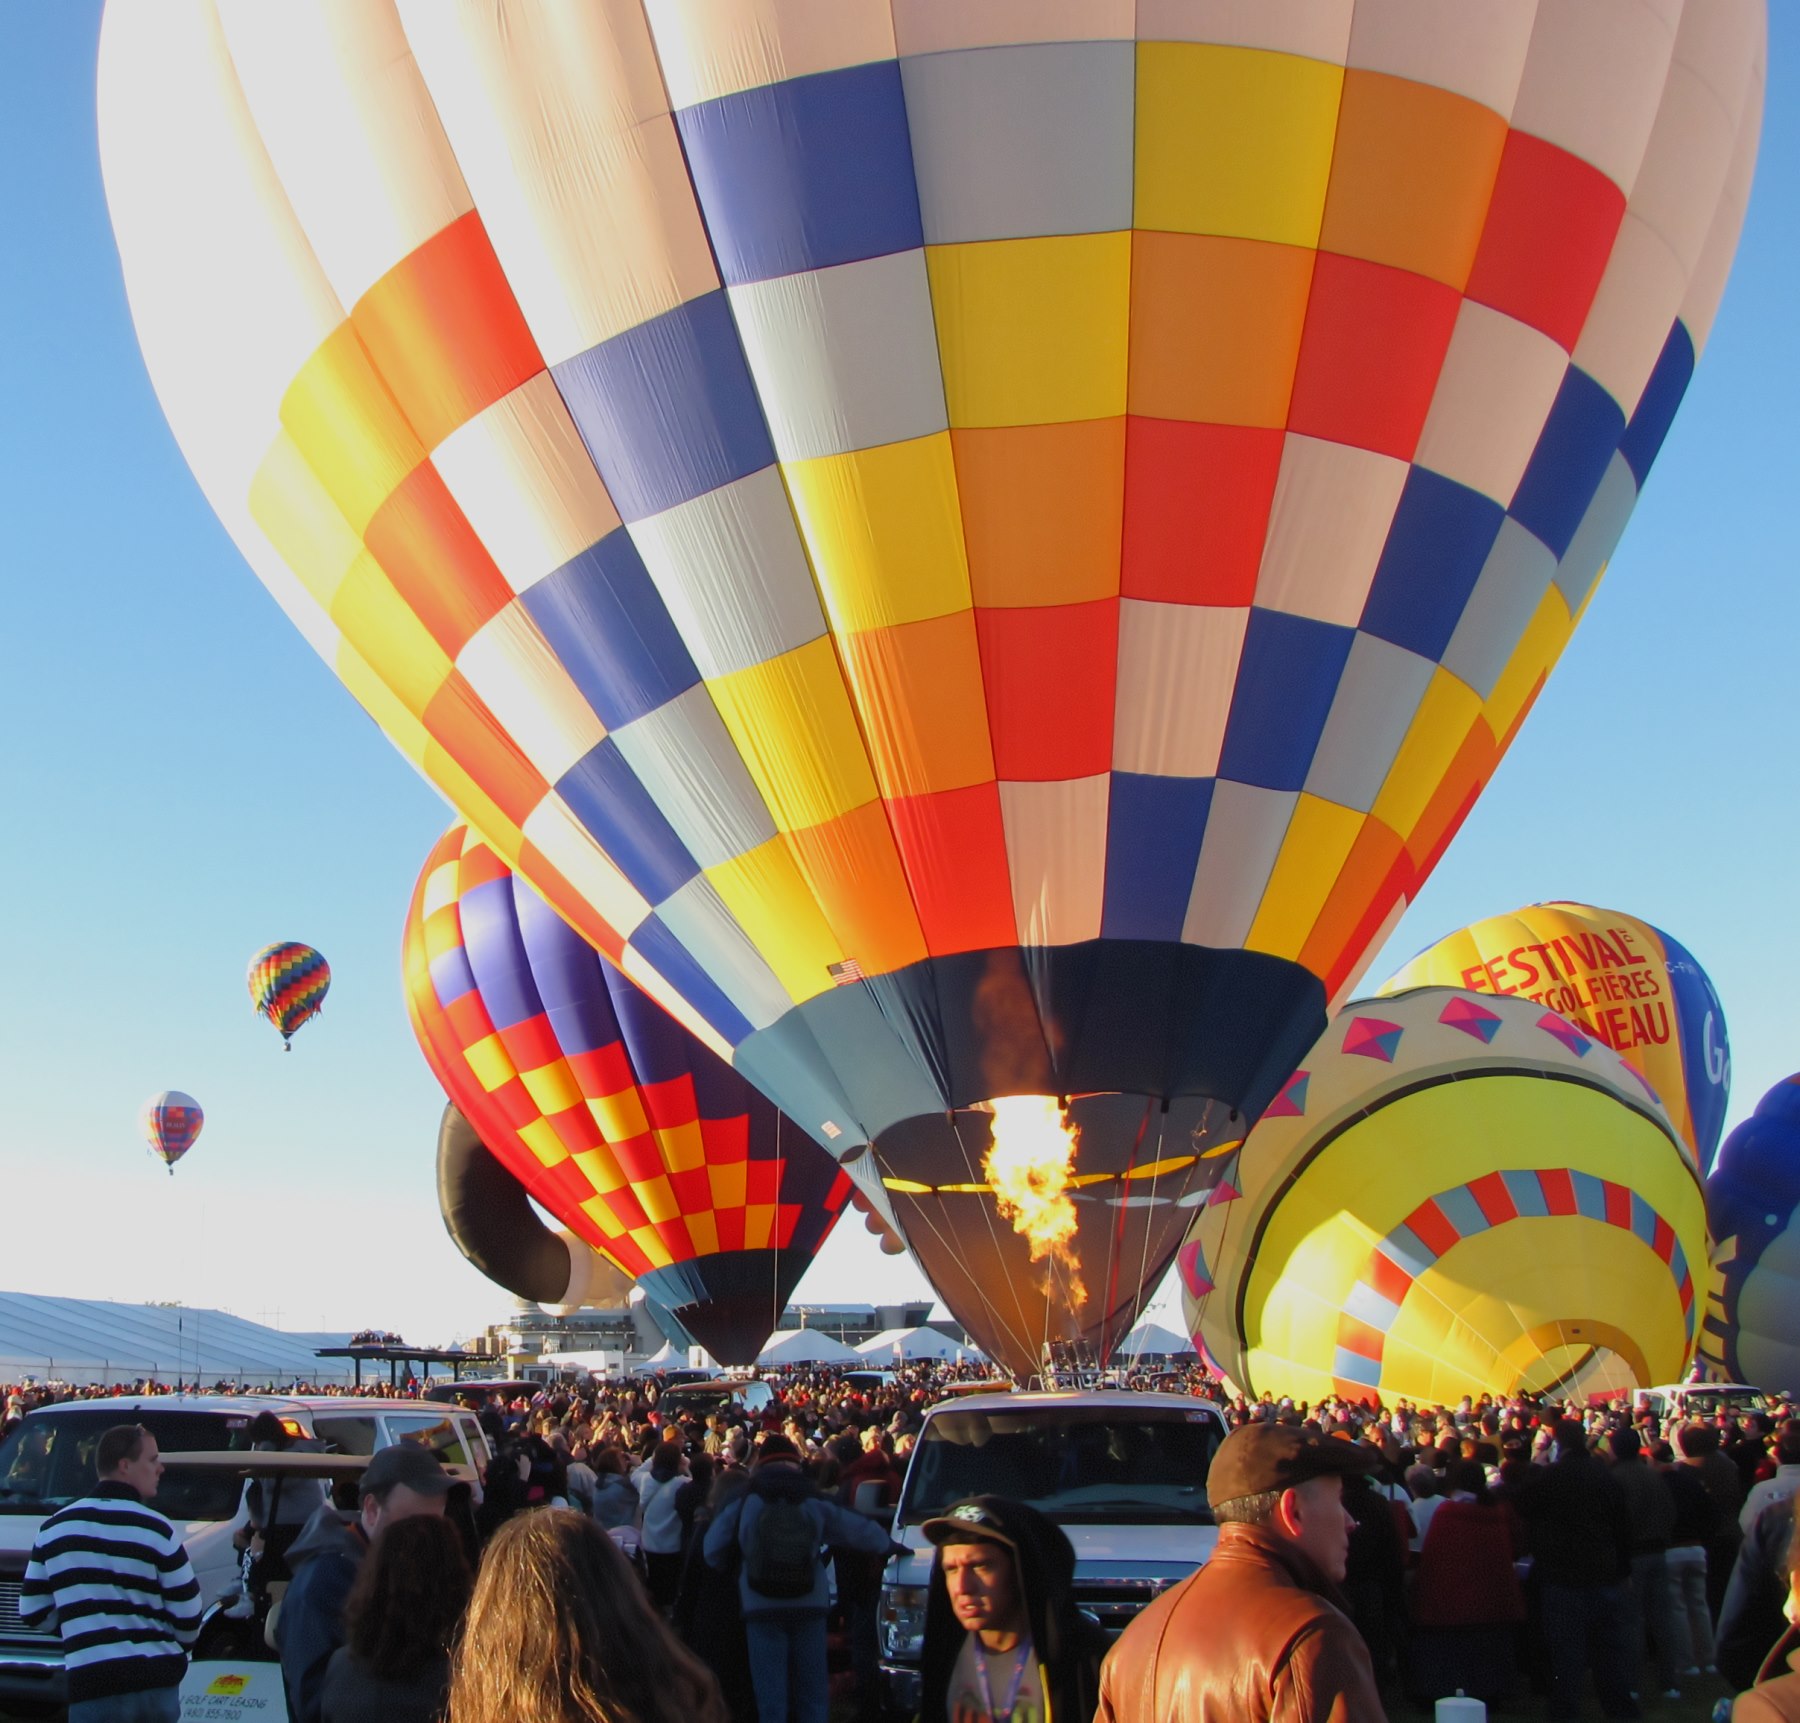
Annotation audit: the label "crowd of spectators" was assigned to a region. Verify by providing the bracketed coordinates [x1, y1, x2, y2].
[12, 1357, 1800, 1722]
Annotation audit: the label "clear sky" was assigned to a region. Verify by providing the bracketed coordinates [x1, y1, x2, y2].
[2, 7, 1794, 1348]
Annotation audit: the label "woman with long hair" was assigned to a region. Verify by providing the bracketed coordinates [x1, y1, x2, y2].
[449, 1509, 725, 1723]
[321, 1514, 473, 1723]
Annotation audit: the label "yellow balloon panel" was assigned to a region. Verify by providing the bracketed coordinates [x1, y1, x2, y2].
[1381, 903, 1731, 1167]
[1185, 987, 1707, 1403]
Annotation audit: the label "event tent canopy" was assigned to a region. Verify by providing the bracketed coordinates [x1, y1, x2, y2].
[1119, 1320, 1197, 1358]
[856, 1326, 986, 1362]
[0, 1290, 356, 1386]
[757, 1327, 860, 1365]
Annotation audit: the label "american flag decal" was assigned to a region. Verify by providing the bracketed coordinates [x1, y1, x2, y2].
[828, 959, 866, 985]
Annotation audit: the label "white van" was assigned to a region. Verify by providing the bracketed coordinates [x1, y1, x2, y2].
[1632, 1382, 1771, 1421]
[0, 1394, 490, 1711]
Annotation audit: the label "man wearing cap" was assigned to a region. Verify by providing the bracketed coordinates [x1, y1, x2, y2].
[1096, 1422, 1387, 1723]
[917, 1496, 1109, 1723]
[276, 1442, 453, 1723]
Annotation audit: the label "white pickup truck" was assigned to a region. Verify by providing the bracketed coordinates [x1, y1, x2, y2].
[877, 1389, 1227, 1714]
[0, 1394, 491, 1714]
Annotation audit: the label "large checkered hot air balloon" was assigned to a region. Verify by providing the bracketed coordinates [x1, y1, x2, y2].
[404, 822, 852, 1364]
[101, 4, 1763, 1375]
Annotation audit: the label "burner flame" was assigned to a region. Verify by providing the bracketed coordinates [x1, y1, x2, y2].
[982, 1095, 1087, 1312]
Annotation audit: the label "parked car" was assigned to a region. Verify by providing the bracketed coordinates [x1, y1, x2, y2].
[877, 1390, 1226, 1715]
[653, 1378, 775, 1421]
[1632, 1381, 1772, 1421]
[0, 1393, 490, 1712]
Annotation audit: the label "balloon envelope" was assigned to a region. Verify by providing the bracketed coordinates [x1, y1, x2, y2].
[140, 1090, 203, 1173]
[1383, 903, 1730, 1167]
[247, 941, 331, 1047]
[1183, 987, 1705, 1403]
[1699, 1077, 1800, 1390]
[404, 823, 851, 1365]
[101, 7, 1761, 1319]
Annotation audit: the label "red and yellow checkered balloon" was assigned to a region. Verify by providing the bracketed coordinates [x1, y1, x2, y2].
[404, 823, 851, 1363]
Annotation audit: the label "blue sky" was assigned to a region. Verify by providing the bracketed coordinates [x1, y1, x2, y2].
[1, 6, 1793, 1347]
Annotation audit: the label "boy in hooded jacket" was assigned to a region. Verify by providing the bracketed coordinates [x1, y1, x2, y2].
[918, 1496, 1110, 1723]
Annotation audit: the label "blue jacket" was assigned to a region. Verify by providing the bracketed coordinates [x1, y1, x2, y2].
[277, 1503, 367, 1723]
[704, 1463, 894, 1616]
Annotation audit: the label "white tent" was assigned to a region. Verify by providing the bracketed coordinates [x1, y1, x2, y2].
[1119, 1320, 1197, 1358]
[856, 1326, 986, 1363]
[641, 1341, 719, 1374]
[757, 1327, 861, 1366]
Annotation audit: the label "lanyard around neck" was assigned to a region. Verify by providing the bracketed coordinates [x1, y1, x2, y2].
[973, 1637, 1030, 1723]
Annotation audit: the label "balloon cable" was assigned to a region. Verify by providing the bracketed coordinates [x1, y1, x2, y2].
[1130, 1113, 1170, 1359]
[945, 1112, 1041, 1371]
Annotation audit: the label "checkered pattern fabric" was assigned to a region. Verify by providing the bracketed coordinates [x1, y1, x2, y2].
[403, 822, 850, 1283]
[246, 941, 331, 1047]
[1183, 986, 1710, 1403]
[139, 1091, 203, 1173]
[102, 4, 1764, 1159]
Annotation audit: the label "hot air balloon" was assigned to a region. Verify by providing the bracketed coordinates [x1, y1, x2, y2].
[1182, 987, 1706, 1404]
[1382, 903, 1730, 1167]
[140, 1091, 203, 1176]
[100, 6, 1763, 1372]
[404, 823, 852, 1365]
[1698, 1077, 1800, 1390]
[436, 1101, 631, 1312]
[247, 941, 331, 1050]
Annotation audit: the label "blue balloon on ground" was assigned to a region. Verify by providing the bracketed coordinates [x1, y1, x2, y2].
[1701, 1076, 1800, 1389]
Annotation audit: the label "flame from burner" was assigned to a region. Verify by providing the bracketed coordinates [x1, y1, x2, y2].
[983, 1095, 1087, 1312]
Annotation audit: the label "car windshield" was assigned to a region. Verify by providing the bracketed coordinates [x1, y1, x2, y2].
[0, 1410, 249, 1521]
[658, 1385, 734, 1414]
[1689, 1388, 1769, 1415]
[899, 1405, 1222, 1526]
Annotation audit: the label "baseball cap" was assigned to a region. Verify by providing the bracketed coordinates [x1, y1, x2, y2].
[360, 1443, 454, 1500]
[1208, 1421, 1379, 1508]
[921, 1498, 1022, 1555]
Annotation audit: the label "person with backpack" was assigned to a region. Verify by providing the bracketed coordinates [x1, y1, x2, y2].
[702, 1434, 901, 1723]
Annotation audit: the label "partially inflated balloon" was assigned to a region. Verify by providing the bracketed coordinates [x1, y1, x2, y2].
[1182, 988, 1705, 1403]
[436, 1101, 637, 1314]
[1383, 904, 1730, 1166]
[404, 823, 851, 1364]
[101, 6, 1762, 1340]
[140, 1091, 203, 1175]
[247, 941, 331, 1050]
[1699, 1077, 1800, 1390]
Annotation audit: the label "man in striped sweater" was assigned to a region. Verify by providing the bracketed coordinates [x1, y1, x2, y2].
[19, 1423, 202, 1721]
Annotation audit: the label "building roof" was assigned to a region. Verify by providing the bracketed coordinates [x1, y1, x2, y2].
[0, 1289, 357, 1385]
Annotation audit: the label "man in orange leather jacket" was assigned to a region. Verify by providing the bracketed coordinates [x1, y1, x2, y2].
[1096, 1423, 1389, 1723]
